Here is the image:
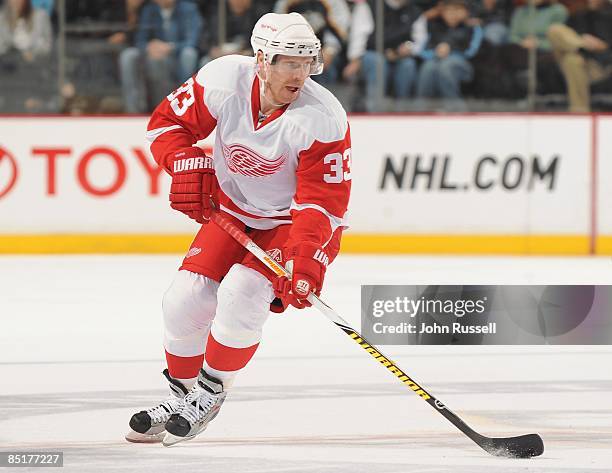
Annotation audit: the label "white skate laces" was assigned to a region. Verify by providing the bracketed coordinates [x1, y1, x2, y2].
[147, 395, 184, 425]
[180, 383, 221, 425]
[162, 369, 227, 445]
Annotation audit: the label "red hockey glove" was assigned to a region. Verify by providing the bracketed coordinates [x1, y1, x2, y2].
[273, 242, 329, 309]
[168, 147, 218, 224]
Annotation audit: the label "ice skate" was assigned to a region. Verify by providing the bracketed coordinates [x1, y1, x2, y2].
[163, 369, 226, 447]
[125, 369, 189, 443]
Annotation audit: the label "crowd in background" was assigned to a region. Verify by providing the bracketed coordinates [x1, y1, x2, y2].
[0, 0, 611, 114]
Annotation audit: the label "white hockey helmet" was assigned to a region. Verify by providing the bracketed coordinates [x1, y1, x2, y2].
[251, 12, 323, 75]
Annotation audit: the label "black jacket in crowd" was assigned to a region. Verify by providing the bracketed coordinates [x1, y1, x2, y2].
[366, 0, 423, 51]
[568, 5, 612, 66]
[420, 18, 483, 59]
[470, 0, 512, 26]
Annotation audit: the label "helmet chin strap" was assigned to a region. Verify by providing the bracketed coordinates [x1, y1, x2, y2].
[257, 61, 285, 112]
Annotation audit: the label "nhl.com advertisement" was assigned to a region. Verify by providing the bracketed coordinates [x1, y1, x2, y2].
[1, 115, 612, 472]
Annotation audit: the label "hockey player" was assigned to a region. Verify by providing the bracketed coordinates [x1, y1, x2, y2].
[125, 12, 351, 446]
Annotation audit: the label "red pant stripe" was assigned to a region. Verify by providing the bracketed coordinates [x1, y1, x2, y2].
[205, 334, 259, 371]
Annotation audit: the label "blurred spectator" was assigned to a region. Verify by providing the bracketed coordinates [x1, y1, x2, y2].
[548, 0, 612, 111]
[343, 0, 374, 84]
[344, 0, 426, 111]
[31, 0, 52, 15]
[0, 0, 53, 111]
[60, 0, 146, 114]
[0, 0, 51, 59]
[470, 0, 511, 45]
[120, 0, 203, 113]
[108, 0, 145, 47]
[499, 0, 567, 95]
[508, 0, 567, 49]
[199, 0, 268, 65]
[274, 0, 351, 84]
[416, 0, 482, 110]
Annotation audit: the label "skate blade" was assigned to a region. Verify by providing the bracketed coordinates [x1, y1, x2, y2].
[162, 432, 196, 447]
[125, 430, 166, 444]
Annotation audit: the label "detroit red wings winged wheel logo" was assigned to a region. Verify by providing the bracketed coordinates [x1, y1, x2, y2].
[222, 143, 287, 177]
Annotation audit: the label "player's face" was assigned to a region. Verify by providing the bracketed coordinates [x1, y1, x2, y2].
[266, 55, 314, 104]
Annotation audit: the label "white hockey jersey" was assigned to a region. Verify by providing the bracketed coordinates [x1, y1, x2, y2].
[147, 55, 351, 249]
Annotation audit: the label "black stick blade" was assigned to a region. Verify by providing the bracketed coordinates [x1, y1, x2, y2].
[481, 433, 544, 458]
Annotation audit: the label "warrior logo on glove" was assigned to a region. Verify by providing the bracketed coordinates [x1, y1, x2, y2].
[173, 156, 213, 173]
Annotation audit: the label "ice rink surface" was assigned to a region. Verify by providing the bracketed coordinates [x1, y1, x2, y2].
[1, 254, 612, 472]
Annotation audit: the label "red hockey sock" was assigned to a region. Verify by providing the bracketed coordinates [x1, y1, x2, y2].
[165, 351, 204, 379]
[204, 334, 259, 371]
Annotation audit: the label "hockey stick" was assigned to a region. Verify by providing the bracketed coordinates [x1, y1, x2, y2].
[210, 211, 544, 458]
